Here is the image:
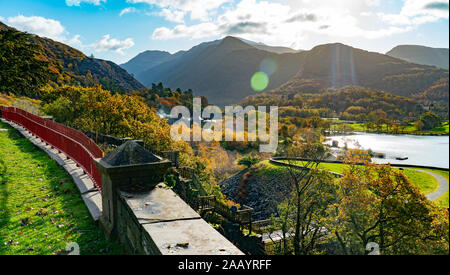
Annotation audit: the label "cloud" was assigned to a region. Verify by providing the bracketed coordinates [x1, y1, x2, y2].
[285, 13, 317, 23]
[120, 7, 137, 16]
[158, 8, 185, 23]
[223, 22, 268, 35]
[400, 0, 449, 20]
[151, 0, 321, 44]
[152, 23, 218, 40]
[5, 15, 85, 50]
[149, 0, 448, 47]
[377, 0, 449, 26]
[91, 34, 134, 54]
[6, 15, 85, 50]
[424, 2, 449, 10]
[127, 0, 230, 21]
[66, 0, 106, 6]
[67, 34, 82, 46]
[7, 15, 67, 40]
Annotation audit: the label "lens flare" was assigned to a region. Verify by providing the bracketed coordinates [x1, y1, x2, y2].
[259, 58, 277, 76]
[251, 72, 269, 92]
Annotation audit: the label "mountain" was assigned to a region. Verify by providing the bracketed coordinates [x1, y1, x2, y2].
[137, 36, 306, 106]
[237, 38, 301, 54]
[270, 43, 448, 101]
[126, 39, 223, 85]
[386, 45, 449, 70]
[135, 37, 447, 106]
[123, 37, 299, 81]
[120, 50, 177, 78]
[0, 21, 145, 93]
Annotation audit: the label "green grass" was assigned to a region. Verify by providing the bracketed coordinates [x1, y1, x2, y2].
[435, 192, 449, 208]
[279, 160, 349, 174]
[418, 169, 449, 208]
[0, 121, 123, 255]
[400, 169, 438, 195]
[331, 121, 449, 136]
[278, 160, 448, 207]
[255, 160, 290, 177]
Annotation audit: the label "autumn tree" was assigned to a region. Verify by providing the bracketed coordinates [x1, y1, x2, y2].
[417, 112, 441, 130]
[328, 154, 449, 255]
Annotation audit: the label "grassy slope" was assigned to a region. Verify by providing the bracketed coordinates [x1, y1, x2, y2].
[0, 121, 123, 255]
[279, 160, 448, 207]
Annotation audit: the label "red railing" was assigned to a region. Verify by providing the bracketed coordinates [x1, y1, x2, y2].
[1, 106, 103, 191]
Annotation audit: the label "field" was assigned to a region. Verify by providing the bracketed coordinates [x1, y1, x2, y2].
[331, 120, 449, 136]
[278, 159, 449, 207]
[0, 121, 123, 255]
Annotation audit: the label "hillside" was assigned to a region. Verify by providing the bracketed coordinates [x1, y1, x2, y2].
[271, 43, 448, 102]
[387, 45, 449, 70]
[123, 37, 300, 82]
[120, 50, 179, 78]
[242, 88, 419, 120]
[138, 36, 306, 106]
[220, 161, 294, 220]
[0, 21, 145, 94]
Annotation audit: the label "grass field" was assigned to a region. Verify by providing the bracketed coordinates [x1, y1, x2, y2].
[331, 121, 449, 136]
[279, 159, 448, 207]
[0, 121, 123, 255]
[419, 169, 449, 208]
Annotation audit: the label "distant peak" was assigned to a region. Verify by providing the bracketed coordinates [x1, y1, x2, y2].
[222, 36, 243, 42]
[219, 36, 253, 49]
[310, 43, 357, 53]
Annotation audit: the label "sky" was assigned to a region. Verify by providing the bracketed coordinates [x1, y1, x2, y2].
[0, 0, 448, 64]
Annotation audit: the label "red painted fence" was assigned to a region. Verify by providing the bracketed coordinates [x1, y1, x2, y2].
[1, 106, 103, 191]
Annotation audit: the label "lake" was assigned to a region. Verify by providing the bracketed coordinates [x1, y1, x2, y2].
[325, 133, 449, 169]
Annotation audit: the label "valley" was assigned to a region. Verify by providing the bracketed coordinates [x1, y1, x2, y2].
[1, 13, 449, 256]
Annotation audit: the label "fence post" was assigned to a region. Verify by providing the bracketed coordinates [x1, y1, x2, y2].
[93, 140, 171, 240]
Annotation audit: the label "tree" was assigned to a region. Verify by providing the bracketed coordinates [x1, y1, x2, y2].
[237, 156, 260, 169]
[266, 144, 337, 255]
[0, 28, 51, 97]
[417, 112, 441, 131]
[328, 154, 449, 255]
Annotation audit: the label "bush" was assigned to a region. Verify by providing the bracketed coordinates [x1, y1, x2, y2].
[237, 156, 261, 169]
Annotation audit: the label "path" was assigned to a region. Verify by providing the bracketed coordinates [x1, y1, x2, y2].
[410, 169, 449, 201]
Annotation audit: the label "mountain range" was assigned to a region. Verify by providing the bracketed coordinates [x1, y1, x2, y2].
[123, 36, 448, 106]
[0, 21, 145, 94]
[1, 19, 448, 108]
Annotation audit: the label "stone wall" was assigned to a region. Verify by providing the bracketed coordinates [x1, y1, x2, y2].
[94, 141, 243, 255]
[112, 185, 243, 255]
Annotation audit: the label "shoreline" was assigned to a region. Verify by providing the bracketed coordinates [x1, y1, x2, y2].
[325, 130, 449, 137]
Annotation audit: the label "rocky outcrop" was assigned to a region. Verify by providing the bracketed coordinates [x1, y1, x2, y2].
[220, 165, 294, 221]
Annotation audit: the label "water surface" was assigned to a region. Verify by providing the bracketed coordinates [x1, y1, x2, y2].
[325, 133, 449, 168]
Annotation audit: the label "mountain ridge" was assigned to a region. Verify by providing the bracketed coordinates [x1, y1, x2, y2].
[131, 37, 448, 106]
[386, 45, 449, 70]
[137, 36, 306, 106]
[1, 21, 145, 94]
